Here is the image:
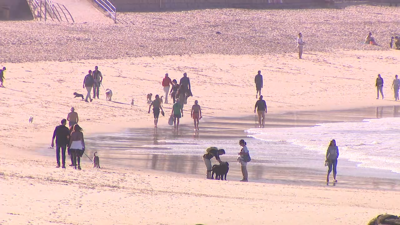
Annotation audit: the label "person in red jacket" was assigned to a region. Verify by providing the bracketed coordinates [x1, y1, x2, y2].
[162, 73, 173, 104]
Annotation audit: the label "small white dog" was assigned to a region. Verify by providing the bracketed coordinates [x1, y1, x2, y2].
[105, 89, 113, 101]
[29, 116, 33, 123]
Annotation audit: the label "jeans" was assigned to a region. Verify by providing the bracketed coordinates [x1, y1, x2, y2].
[56, 144, 67, 166]
[327, 159, 338, 177]
[93, 83, 100, 99]
[394, 87, 399, 101]
[377, 86, 384, 99]
[85, 86, 93, 102]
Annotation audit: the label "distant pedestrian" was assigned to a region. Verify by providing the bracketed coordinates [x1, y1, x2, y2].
[67, 107, 79, 128]
[255, 70, 263, 98]
[69, 124, 85, 170]
[0, 67, 6, 87]
[172, 99, 183, 130]
[170, 79, 179, 104]
[51, 119, 70, 168]
[83, 70, 94, 102]
[92, 66, 103, 99]
[297, 33, 305, 59]
[179, 72, 191, 105]
[390, 37, 395, 49]
[325, 139, 339, 185]
[376, 74, 384, 99]
[392, 75, 399, 101]
[162, 73, 173, 104]
[148, 94, 164, 128]
[254, 95, 267, 128]
[237, 139, 250, 182]
[191, 100, 202, 131]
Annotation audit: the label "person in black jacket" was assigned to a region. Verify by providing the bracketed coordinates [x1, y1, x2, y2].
[51, 119, 70, 168]
[325, 139, 339, 185]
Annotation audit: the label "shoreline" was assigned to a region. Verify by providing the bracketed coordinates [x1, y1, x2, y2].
[33, 105, 400, 191]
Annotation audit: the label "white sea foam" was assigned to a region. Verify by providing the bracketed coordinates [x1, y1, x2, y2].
[246, 117, 400, 173]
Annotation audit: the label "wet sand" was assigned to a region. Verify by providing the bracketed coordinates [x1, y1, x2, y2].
[37, 106, 400, 191]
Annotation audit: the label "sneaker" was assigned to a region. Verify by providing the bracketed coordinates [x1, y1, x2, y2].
[62, 165, 66, 169]
[69, 164, 74, 167]
[78, 166, 81, 170]
[90, 99, 93, 102]
[334, 179, 338, 183]
[240, 179, 248, 182]
[85, 100, 89, 102]
[56, 165, 60, 168]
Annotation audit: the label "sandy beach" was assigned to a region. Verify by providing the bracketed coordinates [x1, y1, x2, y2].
[1, 5, 400, 225]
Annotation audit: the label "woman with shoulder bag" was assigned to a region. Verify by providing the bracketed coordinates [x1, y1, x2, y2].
[69, 124, 85, 170]
[238, 139, 251, 182]
[325, 139, 339, 185]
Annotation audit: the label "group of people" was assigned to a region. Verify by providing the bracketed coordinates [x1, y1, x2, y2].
[390, 36, 400, 49]
[203, 139, 250, 182]
[83, 66, 103, 102]
[375, 74, 400, 101]
[51, 107, 86, 170]
[203, 138, 339, 184]
[149, 72, 202, 130]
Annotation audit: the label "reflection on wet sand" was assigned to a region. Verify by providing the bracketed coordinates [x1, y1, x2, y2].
[37, 106, 400, 190]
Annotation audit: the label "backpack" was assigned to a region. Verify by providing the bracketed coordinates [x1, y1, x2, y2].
[85, 74, 94, 86]
[243, 152, 251, 162]
[327, 146, 338, 160]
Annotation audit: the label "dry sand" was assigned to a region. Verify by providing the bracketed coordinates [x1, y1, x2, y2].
[1, 5, 400, 225]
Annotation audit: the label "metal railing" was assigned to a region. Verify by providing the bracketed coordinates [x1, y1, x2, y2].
[26, 0, 74, 23]
[93, 0, 116, 23]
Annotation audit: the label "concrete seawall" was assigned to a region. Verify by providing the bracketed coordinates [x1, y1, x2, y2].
[0, 0, 32, 20]
[110, 0, 330, 12]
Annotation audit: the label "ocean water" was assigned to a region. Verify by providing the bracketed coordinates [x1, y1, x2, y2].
[247, 117, 400, 174]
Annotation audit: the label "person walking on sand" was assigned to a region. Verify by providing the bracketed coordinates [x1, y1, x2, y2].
[254, 95, 267, 128]
[92, 66, 103, 99]
[255, 70, 263, 99]
[191, 100, 202, 131]
[203, 147, 225, 179]
[325, 139, 339, 185]
[148, 94, 164, 128]
[179, 72, 192, 105]
[297, 33, 305, 59]
[69, 124, 85, 170]
[67, 107, 79, 128]
[83, 70, 94, 102]
[51, 119, 70, 168]
[172, 99, 183, 130]
[162, 73, 173, 104]
[0, 67, 6, 88]
[376, 74, 384, 100]
[392, 75, 400, 101]
[170, 79, 179, 104]
[237, 139, 251, 182]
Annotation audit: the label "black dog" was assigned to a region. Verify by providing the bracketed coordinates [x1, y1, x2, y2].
[211, 162, 229, 180]
[73, 92, 84, 100]
[93, 152, 100, 168]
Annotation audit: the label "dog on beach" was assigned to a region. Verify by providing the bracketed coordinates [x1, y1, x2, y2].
[131, 98, 134, 107]
[93, 152, 100, 168]
[73, 92, 84, 100]
[105, 89, 113, 101]
[28, 116, 33, 123]
[147, 93, 153, 104]
[211, 162, 229, 180]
